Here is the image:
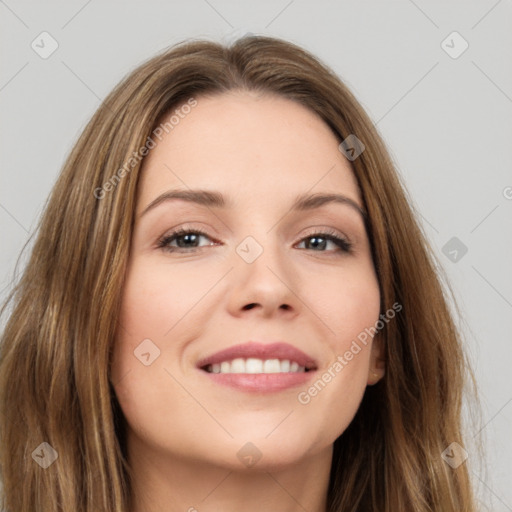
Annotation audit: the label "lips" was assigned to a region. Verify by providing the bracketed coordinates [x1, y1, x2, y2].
[196, 341, 318, 371]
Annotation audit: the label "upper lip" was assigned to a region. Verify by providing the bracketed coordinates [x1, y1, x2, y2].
[196, 341, 318, 370]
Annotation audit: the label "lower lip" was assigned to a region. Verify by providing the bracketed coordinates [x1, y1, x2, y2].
[200, 369, 316, 392]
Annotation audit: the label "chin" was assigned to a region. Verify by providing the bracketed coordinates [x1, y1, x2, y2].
[210, 433, 322, 472]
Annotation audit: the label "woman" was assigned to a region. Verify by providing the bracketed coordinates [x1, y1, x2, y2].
[0, 35, 481, 511]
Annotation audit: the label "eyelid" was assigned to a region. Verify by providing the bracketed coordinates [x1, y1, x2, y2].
[297, 226, 351, 243]
[158, 222, 218, 241]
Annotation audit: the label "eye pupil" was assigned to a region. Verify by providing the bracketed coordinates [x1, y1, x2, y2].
[307, 236, 326, 250]
[177, 233, 199, 247]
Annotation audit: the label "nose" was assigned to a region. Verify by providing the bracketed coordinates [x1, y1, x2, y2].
[226, 238, 301, 319]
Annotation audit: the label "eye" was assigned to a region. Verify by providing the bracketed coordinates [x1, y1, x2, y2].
[157, 227, 217, 253]
[156, 227, 353, 255]
[295, 229, 352, 254]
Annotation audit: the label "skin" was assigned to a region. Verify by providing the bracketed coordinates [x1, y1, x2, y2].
[111, 90, 385, 512]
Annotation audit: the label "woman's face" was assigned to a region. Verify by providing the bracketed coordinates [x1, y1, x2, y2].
[111, 91, 383, 470]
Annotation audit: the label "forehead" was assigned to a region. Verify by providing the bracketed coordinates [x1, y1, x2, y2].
[136, 91, 361, 212]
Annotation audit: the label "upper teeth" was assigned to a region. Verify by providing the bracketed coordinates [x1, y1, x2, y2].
[205, 358, 306, 374]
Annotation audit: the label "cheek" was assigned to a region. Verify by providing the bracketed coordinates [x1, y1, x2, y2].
[110, 260, 205, 449]
[115, 260, 208, 342]
[110, 260, 184, 389]
[304, 259, 381, 353]
[294, 262, 380, 429]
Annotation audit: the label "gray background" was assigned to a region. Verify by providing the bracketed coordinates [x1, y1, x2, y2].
[1, 1, 511, 510]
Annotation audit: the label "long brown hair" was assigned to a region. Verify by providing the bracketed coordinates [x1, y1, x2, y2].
[0, 35, 482, 511]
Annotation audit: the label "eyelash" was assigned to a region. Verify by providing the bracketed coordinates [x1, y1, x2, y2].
[156, 226, 353, 255]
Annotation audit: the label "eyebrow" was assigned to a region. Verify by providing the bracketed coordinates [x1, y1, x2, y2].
[139, 189, 367, 220]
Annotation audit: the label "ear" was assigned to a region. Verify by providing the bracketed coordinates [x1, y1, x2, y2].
[367, 333, 386, 386]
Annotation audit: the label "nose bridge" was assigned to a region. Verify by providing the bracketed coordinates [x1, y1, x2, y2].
[231, 204, 279, 264]
[228, 224, 299, 314]
[233, 207, 287, 272]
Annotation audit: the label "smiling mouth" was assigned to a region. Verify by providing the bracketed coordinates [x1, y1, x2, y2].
[201, 357, 314, 374]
